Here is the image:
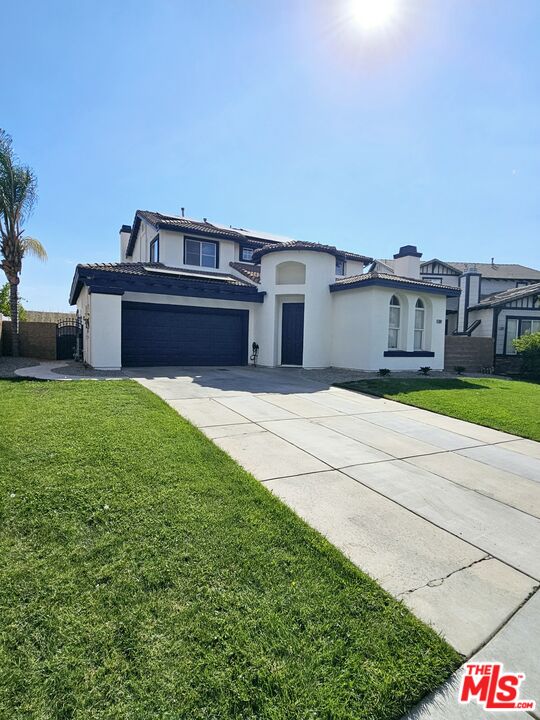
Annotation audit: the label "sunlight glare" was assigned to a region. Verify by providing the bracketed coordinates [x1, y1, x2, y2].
[350, 0, 400, 32]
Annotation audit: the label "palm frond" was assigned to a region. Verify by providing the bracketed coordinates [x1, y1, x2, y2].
[21, 236, 47, 261]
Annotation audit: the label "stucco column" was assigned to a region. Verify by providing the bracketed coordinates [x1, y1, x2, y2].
[405, 298, 415, 352]
[89, 291, 123, 369]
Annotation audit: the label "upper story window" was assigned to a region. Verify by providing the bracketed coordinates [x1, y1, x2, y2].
[184, 237, 218, 268]
[149, 235, 159, 263]
[388, 295, 401, 349]
[414, 299, 425, 350]
[428, 277, 443, 284]
[336, 258, 346, 276]
[240, 246, 254, 262]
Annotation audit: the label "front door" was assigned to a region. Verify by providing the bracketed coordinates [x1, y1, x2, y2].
[281, 303, 304, 365]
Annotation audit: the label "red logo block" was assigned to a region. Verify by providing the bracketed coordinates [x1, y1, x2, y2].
[459, 663, 535, 712]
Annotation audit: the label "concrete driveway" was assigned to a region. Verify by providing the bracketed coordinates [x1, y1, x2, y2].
[133, 365, 540, 717]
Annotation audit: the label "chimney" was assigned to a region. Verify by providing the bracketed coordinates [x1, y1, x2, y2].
[119, 224, 132, 261]
[393, 245, 422, 279]
[181, 207, 185, 217]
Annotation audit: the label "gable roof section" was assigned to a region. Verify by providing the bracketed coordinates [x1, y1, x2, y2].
[229, 261, 261, 284]
[447, 262, 540, 280]
[420, 259, 462, 275]
[468, 282, 540, 309]
[69, 262, 263, 305]
[126, 210, 373, 264]
[126, 211, 255, 256]
[330, 272, 460, 296]
[252, 240, 372, 264]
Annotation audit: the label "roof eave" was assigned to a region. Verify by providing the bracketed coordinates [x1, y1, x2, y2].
[252, 244, 372, 264]
[330, 277, 461, 296]
[69, 265, 265, 305]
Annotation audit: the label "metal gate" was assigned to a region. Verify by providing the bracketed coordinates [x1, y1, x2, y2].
[56, 319, 83, 360]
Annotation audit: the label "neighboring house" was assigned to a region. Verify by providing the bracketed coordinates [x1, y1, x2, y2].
[69, 210, 459, 370]
[371, 256, 540, 365]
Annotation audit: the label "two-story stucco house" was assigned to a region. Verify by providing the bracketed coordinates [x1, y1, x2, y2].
[69, 210, 459, 371]
[371, 256, 540, 368]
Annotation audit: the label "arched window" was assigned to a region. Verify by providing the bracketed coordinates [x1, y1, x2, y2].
[388, 295, 400, 349]
[414, 299, 425, 350]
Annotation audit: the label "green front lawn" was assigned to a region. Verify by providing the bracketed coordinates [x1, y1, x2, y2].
[339, 377, 540, 441]
[0, 380, 459, 719]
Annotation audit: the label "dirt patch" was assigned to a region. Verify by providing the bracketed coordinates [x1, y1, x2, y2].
[49, 363, 125, 379]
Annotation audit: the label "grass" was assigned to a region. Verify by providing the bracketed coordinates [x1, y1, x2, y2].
[0, 380, 460, 719]
[339, 376, 540, 441]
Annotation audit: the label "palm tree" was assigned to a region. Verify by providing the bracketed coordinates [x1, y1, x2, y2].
[0, 130, 47, 356]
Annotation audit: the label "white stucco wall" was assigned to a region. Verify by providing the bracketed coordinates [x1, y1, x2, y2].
[76, 285, 91, 361]
[331, 286, 446, 371]
[468, 308, 493, 337]
[343, 259, 366, 277]
[120, 230, 131, 261]
[393, 254, 421, 279]
[78, 291, 122, 370]
[129, 220, 155, 263]
[156, 231, 237, 271]
[257, 250, 335, 368]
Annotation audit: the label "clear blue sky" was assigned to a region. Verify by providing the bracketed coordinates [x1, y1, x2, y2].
[3, 0, 539, 311]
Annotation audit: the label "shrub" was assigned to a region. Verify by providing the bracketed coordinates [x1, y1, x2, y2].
[378, 368, 391, 376]
[419, 366, 431, 375]
[513, 331, 540, 378]
[454, 365, 466, 375]
[0, 283, 27, 321]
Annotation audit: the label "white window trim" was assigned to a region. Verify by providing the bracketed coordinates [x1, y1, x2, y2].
[388, 295, 401, 349]
[414, 299, 425, 351]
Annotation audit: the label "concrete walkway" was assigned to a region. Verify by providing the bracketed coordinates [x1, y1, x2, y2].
[134, 365, 540, 716]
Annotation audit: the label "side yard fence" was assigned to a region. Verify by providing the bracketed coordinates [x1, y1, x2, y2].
[1, 321, 58, 360]
[444, 336, 494, 372]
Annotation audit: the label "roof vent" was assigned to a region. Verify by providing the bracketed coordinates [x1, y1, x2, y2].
[181, 207, 185, 218]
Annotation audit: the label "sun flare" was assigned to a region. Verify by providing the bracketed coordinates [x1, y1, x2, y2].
[350, 0, 400, 32]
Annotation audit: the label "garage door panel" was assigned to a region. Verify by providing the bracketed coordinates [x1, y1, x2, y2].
[122, 301, 248, 366]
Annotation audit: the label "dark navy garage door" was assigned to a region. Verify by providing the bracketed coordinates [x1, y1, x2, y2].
[122, 301, 249, 366]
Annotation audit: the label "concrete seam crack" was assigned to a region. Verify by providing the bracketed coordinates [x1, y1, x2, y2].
[398, 554, 493, 597]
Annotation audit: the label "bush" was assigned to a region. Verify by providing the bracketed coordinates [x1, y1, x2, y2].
[454, 365, 466, 375]
[378, 368, 391, 376]
[513, 331, 540, 378]
[419, 366, 431, 375]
